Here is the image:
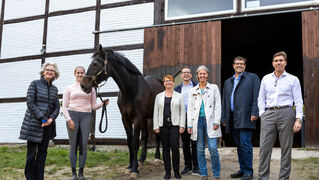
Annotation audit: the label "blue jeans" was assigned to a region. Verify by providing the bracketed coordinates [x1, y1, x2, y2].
[232, 128, 253, 175]
[197, 116, 220, 177]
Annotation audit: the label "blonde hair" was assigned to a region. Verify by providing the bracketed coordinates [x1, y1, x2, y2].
[40, 62, 60, 80]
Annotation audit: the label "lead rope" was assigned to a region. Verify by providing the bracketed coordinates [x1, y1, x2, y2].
[97, 87, 108, 133]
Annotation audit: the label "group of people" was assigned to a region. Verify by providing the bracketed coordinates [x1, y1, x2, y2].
[18, 50, 303, 180]
[153, 51, 303, 180]
[19, 64, 108, 180]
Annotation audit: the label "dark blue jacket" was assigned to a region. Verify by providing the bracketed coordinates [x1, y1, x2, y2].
[19, 77, 60, 143]
[174, 80, 198, 93]
[221, 72, 260, 133]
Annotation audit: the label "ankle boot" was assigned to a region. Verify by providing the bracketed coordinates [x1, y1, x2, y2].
[78, 168, 85, 180]
[71, 168, 77, 180]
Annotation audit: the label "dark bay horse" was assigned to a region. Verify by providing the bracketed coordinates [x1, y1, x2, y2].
[81, 45, 164, 178]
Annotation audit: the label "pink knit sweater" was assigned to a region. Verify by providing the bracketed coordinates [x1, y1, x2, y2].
[62, 82, 103, 121]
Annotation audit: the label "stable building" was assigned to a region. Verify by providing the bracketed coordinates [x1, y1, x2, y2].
[0, 0, 318, 149]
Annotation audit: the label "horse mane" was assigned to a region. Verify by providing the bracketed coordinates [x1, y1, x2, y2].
[110, 51, 142, 76]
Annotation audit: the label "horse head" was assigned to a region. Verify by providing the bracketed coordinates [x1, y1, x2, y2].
[81, 44, 114, 93]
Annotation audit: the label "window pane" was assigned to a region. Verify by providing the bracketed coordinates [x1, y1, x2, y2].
[245, 0, 314, 8]
[167, 0, 234, 19]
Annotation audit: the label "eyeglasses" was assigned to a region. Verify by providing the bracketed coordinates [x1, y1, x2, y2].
[182, 71, 191, 74]
[164, 80, 173, 83]
[233, 63, 245, 66]
[45, 69, 55, 73]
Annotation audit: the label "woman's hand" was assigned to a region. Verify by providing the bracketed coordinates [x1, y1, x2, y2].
[67, 119, 76, 131]
[179, 127, 185, 134]
[187, 128, 192, 134]
[213, 124, 219, 130]
[42, 118, 53, 127]
[154, 128, 160, 134]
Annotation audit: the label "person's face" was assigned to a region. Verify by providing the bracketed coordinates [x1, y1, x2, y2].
[181, 68, 192, 82]
[163, 78, 174, 89]
[272, 55, 287, 73]
[233, 59, 246, 74]
[197, 70, 208, 83]
[75, 67, 85, 82]
[43, 65, 56, 81]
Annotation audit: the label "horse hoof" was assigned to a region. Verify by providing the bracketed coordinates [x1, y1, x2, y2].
[153, 158, 162, 165]
[125, 168, 131, 175]
[138, 161, 143, 166]
[130, 172, 138, 179]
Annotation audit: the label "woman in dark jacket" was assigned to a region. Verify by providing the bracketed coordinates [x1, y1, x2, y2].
[19, 62, 60, 180]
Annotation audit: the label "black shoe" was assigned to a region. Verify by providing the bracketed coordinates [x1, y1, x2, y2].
[181, 167, 192, 175]
[78, 168, 85, 180]
[174, 172, 181, 179]
[231, 171, 244, 178]
[164, 172, 171, 179]
[71, 168, 77, 180]
[241, 174, 253, 180]
[192, 169, 201, 176]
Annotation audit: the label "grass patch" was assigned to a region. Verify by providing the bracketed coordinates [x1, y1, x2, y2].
[292, 157, 319, 178]
[0, 145, 155, 179]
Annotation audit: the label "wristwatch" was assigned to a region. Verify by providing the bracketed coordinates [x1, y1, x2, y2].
[296, 118, 303, 123]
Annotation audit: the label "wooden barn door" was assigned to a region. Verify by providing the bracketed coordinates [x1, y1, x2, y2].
[143, 21, 221, 85]
[143, 21, 221, 145]
[302, 10, 319, 149]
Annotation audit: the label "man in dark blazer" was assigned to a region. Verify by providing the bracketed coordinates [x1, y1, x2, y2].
[174, 67, 200, 176]
[221, 57, 260, 180]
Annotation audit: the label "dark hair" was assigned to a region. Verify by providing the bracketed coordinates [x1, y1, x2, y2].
[233, 56, 247, 64]
[273, 51, 287, 61]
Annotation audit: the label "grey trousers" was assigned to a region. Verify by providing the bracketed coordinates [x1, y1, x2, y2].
[67, 110, 92, 169]
[258, 107, 296, 180]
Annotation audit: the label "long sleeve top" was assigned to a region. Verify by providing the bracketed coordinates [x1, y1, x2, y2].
[62, 82, 103, 121]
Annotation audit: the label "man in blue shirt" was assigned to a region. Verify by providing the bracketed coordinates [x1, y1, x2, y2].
[221, 57, 260, 180]
[175, 67, 200, 176]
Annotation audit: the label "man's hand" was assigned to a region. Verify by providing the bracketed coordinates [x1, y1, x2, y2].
[251, 116, 258, 123]
[293, 120, 302, 133]
[154, 128, 160, 134]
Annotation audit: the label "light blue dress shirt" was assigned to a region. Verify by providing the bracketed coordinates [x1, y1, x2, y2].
[231, 73, 243, 112]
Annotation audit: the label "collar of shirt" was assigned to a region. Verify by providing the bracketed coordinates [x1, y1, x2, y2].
[232, 72, 243, 82]
[182, 80, 193, 87]
[271, 71, 287, 79]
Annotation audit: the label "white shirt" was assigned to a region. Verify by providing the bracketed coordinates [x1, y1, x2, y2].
[181, 81, 193, 111]
[258, 71, 303, 119]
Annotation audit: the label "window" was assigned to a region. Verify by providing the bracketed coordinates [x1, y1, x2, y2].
[242, 0, 319, 11]
[165, 0, 236, 20]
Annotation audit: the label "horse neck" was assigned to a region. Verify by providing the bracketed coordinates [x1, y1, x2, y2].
[111, 63, 138, 99]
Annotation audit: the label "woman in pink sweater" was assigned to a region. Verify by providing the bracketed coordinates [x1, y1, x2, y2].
[62, 66, 108, 180]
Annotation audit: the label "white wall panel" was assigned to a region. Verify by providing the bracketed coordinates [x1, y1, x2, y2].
[1, 20, 44, 59]
[101, 0, 130, 5]
[95, 96, 126, 138]
[0, 103, 27, 143]
[98, 49, 143, 93]
[99, 3, 153, 47]
[50, 0, 96, 12]
[100, 3, 153, 30]
[4, 0, 45, 20]
[47, 11, 95, 53]
[0, 60, 42, 98]
[54, 99, 68, 140]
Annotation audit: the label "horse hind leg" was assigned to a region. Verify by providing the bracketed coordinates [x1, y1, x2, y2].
[154, 133, 162, 164]
[138, 130, 148, 164]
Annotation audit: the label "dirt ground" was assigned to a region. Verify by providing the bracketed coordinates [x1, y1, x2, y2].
[56, 146, 319, 180]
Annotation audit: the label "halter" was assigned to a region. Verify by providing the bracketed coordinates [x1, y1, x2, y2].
[84, 59, 108, 88]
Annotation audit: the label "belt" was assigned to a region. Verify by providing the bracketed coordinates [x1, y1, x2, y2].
[266, 105, 291, 110]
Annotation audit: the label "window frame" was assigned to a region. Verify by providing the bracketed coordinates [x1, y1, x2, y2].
[164, 0, 237, 21]
[241, 0, 319, 12]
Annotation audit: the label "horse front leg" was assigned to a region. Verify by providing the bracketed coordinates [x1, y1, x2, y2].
[130, 120, 141, 178]
[122, 118, 133, 175]
[139, 129, 148, 164]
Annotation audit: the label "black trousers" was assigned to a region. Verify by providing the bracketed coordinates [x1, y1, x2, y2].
[25, 127, 50, 180]
[181, 128, 198, 170]
[160, 126, 180, 173]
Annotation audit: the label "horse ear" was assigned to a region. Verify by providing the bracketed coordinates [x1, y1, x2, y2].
[98, 44, 106, 58]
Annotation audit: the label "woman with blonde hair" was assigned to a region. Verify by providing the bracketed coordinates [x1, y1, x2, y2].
[62, 66, 108, 180]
